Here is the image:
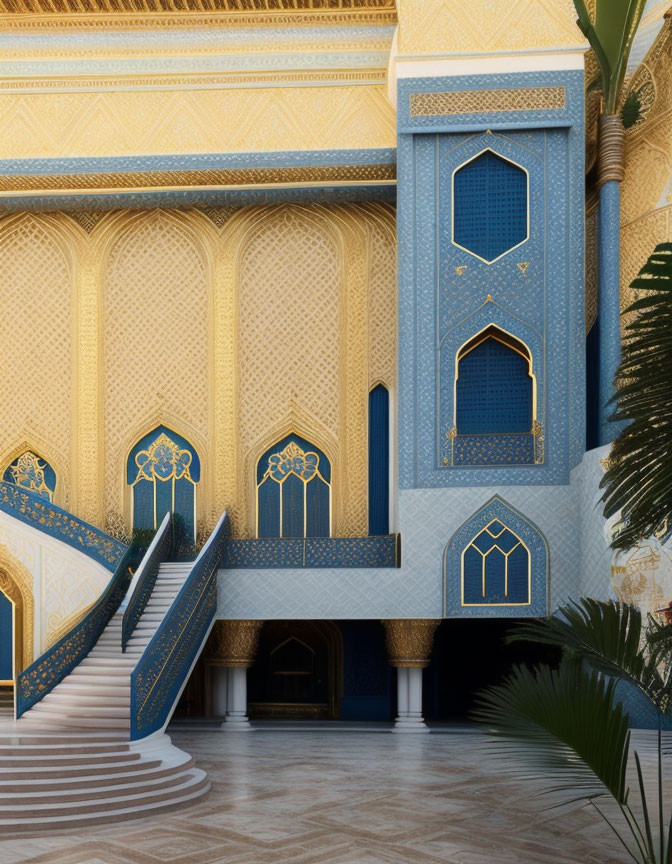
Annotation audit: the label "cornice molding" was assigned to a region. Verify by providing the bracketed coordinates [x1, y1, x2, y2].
[1, 162, 397, 195]
[0, 68, 388, 92]
[0, 6, 396, 28]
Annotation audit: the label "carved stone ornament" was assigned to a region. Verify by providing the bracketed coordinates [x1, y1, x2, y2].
[204, 619, 263, 668]
[382, 619, 441, 668]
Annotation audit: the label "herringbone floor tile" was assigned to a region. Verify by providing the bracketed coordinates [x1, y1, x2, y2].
[0, 727, 637, 863]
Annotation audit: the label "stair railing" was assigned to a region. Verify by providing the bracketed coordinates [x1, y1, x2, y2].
[0, 479, 126, 571]
[121, 512, 172, 652]
[16, 538, 146, 718]
[130, 511, 230, 740]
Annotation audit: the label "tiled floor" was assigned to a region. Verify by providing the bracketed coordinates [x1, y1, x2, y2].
[0, 725, 636, 863]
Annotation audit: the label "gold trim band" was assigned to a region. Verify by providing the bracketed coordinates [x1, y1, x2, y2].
[1, 163, 397, 194]
[409, 86, 566, 118]
[0, 69, 387, 93]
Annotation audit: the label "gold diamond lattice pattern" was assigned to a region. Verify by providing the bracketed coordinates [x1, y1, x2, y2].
[103, 212, 208, 516]
[367, 209, 396, 388]
[0, 215, 72, 456]
[239, 206, 340, 454]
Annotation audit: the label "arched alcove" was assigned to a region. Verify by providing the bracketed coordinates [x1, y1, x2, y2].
[443, 496, 548, 618]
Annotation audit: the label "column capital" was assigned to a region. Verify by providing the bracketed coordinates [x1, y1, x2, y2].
[382, 619, 440, 668]
[205, 619, 263, 668]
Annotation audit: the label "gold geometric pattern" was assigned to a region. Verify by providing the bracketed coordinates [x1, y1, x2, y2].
[621, 15, 672, 317]
[397, 0, 584, 55]
[0, 214, 72, 480]
[409, 86, 566, 118]
[103, 211, 208, 522]
[238, 206, 341, 460]
[367, 204, 396, 390]
[0, 86, 396, 159]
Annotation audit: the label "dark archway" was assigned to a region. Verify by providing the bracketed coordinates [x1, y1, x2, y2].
[248, 620, 343, 719]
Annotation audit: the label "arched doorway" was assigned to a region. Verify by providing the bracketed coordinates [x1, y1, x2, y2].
[0, 561, 33, 716]
[248, 621, 343, 719]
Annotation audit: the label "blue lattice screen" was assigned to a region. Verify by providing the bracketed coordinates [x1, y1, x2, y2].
[453, 150, 527, 262]
[368, 384, 389, 536]
[257, 434, 330, 538]
[0, 591, 12, 680]
[463, 520, 530, 605]
[457, 337, 532, 434]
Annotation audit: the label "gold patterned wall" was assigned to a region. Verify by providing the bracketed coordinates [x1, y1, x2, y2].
[0, 214, 74, 505]
[0, 203, 396, 540]
[396, 0, 583, 56]
[0, 86, 395, 159]
[102, 210, 211, 531]
[620, 14, 672, 312]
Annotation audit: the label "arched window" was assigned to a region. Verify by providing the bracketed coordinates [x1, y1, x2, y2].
[452, 149, 528, 262]
[368, 384, 389, 536]
[256, 434, 331, 538]
[3, 451, 56, 501]
[462, 519, 530, 605]
[456, 328, 533, 435]
[127, 426, 199, 542]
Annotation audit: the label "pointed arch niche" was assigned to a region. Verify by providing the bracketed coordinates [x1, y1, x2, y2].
[443, 496, 548, 618]
[127, 425, 200, 542]
[445, 323, 543, 467]
[256, 434, 331, 538]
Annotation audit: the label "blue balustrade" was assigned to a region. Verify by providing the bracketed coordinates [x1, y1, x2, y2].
[121, 512, 173, 652]
[16, 539, 145, 717]
[130, 512, 230, 740]
[0, 479, 126, 570]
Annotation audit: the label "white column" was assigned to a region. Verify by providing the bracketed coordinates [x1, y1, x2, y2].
[223, 667, 252, 730]
[393, 667, 429, 733]
[212, 667, 228, 719]
[394, 667, 409, 727]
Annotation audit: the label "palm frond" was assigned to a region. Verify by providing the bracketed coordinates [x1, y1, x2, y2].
[508, 599, 667, 712]
[474, 659, 631, 804]
[575, 0, 647, 112]
[601, 244, 672, 551]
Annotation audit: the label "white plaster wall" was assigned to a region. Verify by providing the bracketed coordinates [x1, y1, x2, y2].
[0, 510, 111, 655]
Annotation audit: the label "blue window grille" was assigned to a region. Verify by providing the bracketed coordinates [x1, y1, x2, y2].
[0, 591, 12, 681]
[127, 426, 200, 542]
[257, 434, 331, 538]
[3, 451, 56, 501]
[453, 150, 527, 262]
[368, 384, 389, 536]
[462, 519, 530, 605]
[456, 333, 532, 435]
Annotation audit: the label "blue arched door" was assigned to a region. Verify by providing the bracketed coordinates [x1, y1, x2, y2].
[0, 591, 13, 682]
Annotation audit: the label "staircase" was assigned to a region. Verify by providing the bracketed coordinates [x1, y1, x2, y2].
[0, 687, 12, 718]
[0, 561, 211, 829]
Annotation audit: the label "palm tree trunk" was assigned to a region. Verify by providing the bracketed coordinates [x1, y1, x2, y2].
[597, 114, 627, 446]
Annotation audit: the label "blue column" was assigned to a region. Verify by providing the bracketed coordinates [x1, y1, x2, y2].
[597, 179, 625, 446]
